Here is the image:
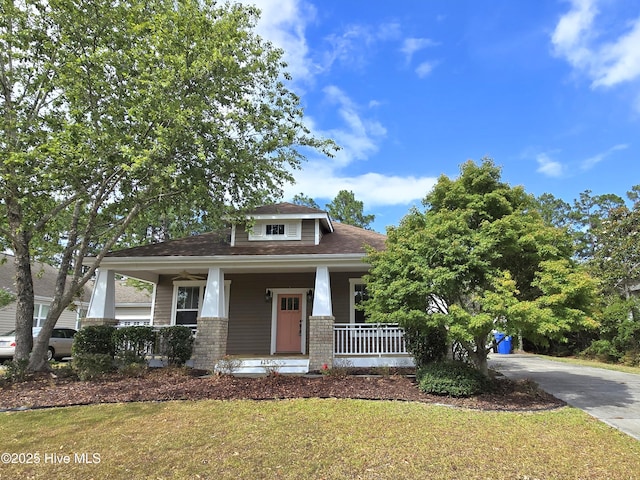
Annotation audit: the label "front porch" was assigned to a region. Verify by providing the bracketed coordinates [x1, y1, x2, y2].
[87, 263, 414, 373]
[117, 322, 414, 373]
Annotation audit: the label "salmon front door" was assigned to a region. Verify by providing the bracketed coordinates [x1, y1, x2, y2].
[276, 294, 302, 353]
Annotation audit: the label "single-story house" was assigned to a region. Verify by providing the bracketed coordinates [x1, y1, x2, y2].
[83, 203, 412, 372]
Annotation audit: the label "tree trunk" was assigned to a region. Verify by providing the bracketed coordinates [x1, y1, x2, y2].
[471, 335, 490, 377]
[29, 275, 75, 372]
[11, 239, 35, 362]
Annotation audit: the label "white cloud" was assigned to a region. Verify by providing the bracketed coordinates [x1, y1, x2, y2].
[416, 61, 436, 78]
[322, 22, 401, 72]
[401, 37, 438, 62]
[321, 85, 386, 165]
[239, 0, 318, 85]
[536, 153, 565, 177]
[581, 143, 629, 170]
[284, 163, 437, 207]
[285, 87, 435, 208]
[594, 18, 640, 87]
[552, 0, 640, 93]
[240, 1, 436, 210]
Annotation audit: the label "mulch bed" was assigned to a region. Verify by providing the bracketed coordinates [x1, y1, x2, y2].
[0, 367, 565, 412]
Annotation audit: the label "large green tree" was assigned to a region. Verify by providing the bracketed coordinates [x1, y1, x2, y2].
[291, 193, 320, 209]
[291, 190, 376, 229]
[325, 190, 375, 229]
[364, 159, 596, 375]
[588, 191, 640, 356]
[0, 0, 333, 370]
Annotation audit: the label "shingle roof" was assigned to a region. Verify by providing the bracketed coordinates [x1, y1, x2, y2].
[85, 279, 153, 304]
[251, 203, 327, 215]
[105, 222, 386, 258]
[0, 253, 91, 301]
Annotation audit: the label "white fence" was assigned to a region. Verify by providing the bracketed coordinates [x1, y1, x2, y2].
[334, 323, 409, 356]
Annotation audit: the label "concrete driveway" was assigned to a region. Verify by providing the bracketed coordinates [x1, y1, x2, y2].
[487, 353, 640, 440]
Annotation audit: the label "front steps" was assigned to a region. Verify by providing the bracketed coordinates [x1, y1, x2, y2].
[215, 357, 310, 375]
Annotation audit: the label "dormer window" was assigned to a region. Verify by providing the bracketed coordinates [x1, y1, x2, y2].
[248, 220, 301, 241]
[266, 224, 285, 235]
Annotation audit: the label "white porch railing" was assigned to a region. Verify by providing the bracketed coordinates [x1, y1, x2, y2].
[115, 322, 197, 336]
[334, 323, 408, 356]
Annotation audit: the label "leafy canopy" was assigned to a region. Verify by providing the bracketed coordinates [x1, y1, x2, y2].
[0, 0, 334, 368]
[364, 159, 596, 374]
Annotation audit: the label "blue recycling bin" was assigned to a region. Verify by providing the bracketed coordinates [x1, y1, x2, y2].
[494, 332, 512, 354]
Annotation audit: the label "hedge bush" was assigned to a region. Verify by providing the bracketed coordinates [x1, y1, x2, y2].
[71, 325, 194, 376]
[71, 325, 116, 356]
[73, 353, 115, 381]
[158, 326, 193, 366]
[113, 326, 156, 364]
[417, 361, 490, 397]
[402, 320, 448, 368]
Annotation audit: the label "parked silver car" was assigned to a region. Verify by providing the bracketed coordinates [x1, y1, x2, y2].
[0, 327, 77, 362]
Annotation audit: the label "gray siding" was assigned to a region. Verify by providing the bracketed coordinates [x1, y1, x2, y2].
[0, 303, 17, 334]
[0, 303, 77, 334]
[152, 276, 174, 326]
[328, 272, 359, 324]
[301, 219, 316, 244]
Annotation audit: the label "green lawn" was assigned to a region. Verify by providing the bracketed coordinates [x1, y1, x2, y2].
[536, 354, 640, 375]
[1, 399, 639, 479]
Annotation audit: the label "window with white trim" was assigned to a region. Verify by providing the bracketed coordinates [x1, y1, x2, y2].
[33, 303, 49, 328]
[248, 221, 301, 241]
[172, 280, 231, 326]
[349, 279, 369, 324]
[175, 285, 202, 326]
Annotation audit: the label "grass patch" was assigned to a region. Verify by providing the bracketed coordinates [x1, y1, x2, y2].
[538, 354, 640, 374]
[1, 399, 640, 479]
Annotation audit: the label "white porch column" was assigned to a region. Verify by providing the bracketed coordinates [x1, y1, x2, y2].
[194, 267, 228, 370]
[85, 269, 117, 327]
[309, 266, 334, 371]
[201, 267, 225, 318]
[87, 269, 116, 319]
[312, 266, 333, 317]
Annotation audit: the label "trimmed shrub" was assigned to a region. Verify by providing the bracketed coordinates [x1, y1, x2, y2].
[73, 353, 115, 381]
[72, 325, 116, 356]
[402, 320, 448, 368]
[113, 326, 155, 364]
[158, 326, 193, 366]
[417, 361, 490, 397]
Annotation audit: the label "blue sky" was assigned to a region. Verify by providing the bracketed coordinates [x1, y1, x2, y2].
[244, 0, 640, 232]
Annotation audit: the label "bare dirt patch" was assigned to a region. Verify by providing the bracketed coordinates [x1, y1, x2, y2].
[0, 367, 564, 412]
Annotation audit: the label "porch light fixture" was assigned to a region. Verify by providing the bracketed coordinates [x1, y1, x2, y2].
[265, 289, 273, 302]
[307, 289, 313, 302]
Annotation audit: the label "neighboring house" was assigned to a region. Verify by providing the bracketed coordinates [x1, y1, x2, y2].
[84, 203, 411, 372]
[0, 253, 88, 334]
[0, 253, 153, 336]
